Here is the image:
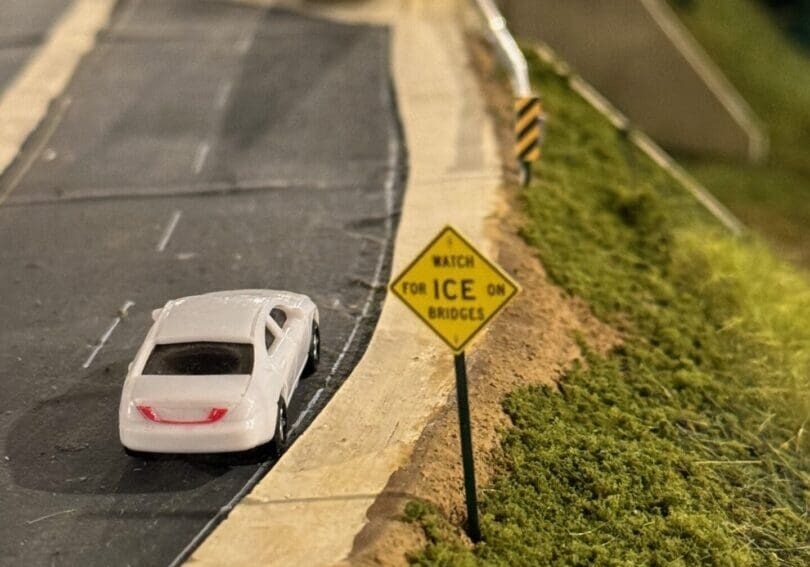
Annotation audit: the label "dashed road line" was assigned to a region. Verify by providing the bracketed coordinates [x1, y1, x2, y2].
[82, 300, 135, 369]
[25, 509, 77, 526]
[156, 210, 182, 252]
[215, 80, 233, 110]
[192, 142, 211, 175]
[235, 30, 255, 55]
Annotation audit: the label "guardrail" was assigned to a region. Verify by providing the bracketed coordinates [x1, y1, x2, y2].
[533, 42, 745, 235]
[471, 0, 531, 96]
[469, 0, 543, 186]
[467, 2, 743, 234]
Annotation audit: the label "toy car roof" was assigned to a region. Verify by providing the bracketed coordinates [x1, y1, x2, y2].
[152, 290, 307, 344]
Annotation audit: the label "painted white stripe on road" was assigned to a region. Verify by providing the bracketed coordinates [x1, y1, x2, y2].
[215, 80, 233, 110]
[82, 301, 135, 369]
[156, 210, 182, 252]
[25, 508, 77, 526]
[166, 459, 274, 567]
[235, 32, 255, 55]
[193, 142, 211, 175]
[289, 389, 324, 433]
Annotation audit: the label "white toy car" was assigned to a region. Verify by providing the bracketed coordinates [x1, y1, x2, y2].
[119, 290, 319, 456]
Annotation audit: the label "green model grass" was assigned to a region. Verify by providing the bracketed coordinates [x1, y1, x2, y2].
[670, 0, 810, 267]
[406, 52, 809, 566]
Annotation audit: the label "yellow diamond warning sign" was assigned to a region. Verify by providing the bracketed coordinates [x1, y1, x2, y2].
[389, 226, 520, 352]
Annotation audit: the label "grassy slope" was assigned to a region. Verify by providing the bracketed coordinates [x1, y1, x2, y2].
[407, 52, 810, 566]
[670, 0, 810, 267]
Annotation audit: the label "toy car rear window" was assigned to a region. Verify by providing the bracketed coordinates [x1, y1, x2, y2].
[142, 342, 254, 375]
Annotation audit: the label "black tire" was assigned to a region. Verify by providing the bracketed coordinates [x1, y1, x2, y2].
[123, 446, 150, 459]
[304, 321, 320, 376]
[269, 400, 289, 458]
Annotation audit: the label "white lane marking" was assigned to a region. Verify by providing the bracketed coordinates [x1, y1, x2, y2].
[25, 508, 76, 525]
[190, 78, 235, 179]
[188, 22, 257, 183]
[215, 80, 233, 110]
[235, 31, 254, 55]
[166, 459, 274, 567]
[156, 210, 182, 252]
[82, 301, 135, 369]
[289, 389, 324, 433]
[290, 87, 400, 434]
[192, 142, 211, 175]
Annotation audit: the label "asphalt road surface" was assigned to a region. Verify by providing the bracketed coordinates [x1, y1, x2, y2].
[0, 0, 73, 90]
[0, 1, 405, 565]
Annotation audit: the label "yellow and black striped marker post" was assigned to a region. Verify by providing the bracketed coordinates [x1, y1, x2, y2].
[515, 96, 543, 162]
[515, 96, 543, 186]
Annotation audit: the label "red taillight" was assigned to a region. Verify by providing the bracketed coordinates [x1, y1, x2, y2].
[207, 408, 228, 422]
[137, 405, 228, 424]
[137, 405, 159, 422]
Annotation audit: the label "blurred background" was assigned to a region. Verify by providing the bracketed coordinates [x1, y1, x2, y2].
[500, 0, 810, 268]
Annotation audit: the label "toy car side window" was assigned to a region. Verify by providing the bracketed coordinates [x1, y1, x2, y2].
[265, 317, 282, 352]
[270, 307, 287, 328]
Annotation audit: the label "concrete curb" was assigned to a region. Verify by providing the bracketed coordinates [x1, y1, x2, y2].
[187, 1, 504, 565]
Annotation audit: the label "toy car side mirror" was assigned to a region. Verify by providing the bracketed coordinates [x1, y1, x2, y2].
[151, 308, 162, 322]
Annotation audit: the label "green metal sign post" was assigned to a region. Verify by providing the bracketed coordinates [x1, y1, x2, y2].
[454, 351, 481, 542]
[388, 226, 521, 543]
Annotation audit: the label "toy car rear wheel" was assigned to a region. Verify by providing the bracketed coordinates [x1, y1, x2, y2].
[269, 400, 289, 458]
[304, 321, 320, 375]
[123, 447, 150, 459]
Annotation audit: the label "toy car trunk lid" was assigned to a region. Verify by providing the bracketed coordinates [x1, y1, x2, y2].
[131, 373, 251, 407]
